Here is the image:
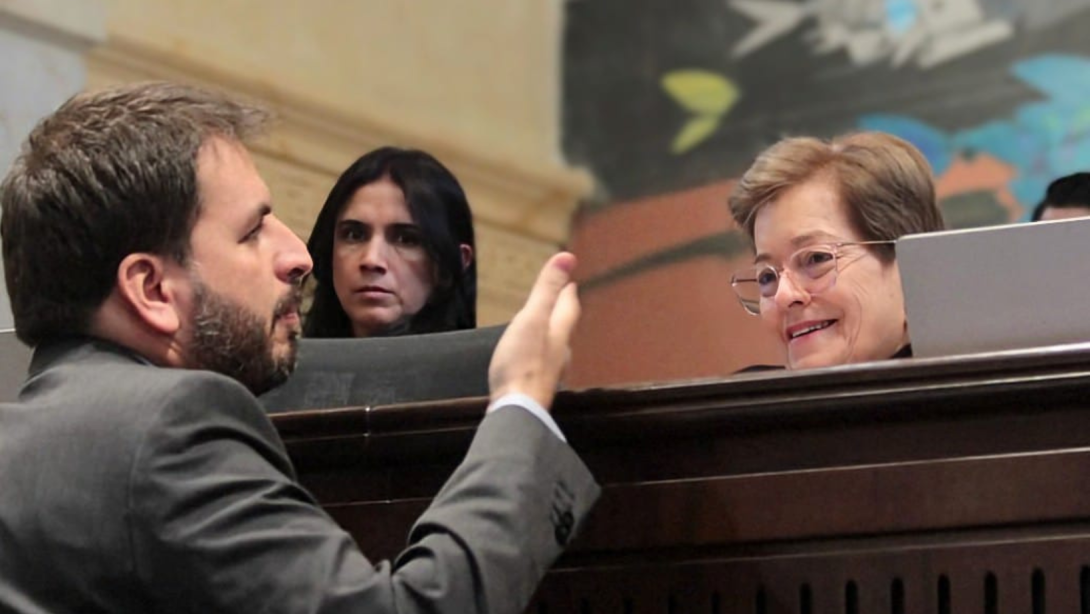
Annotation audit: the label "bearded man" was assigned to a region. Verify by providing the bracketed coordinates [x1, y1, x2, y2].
[0, 82, 598, 613]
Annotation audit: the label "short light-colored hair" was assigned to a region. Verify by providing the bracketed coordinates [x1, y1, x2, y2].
[728, 131, 944, 262]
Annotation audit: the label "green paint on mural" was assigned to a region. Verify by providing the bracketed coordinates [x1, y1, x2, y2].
[939, 191, 1011, 229]
[672, 115, 722, 155]
[661, 70, 739, 154]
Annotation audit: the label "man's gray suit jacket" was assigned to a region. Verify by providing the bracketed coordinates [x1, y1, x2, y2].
[0, 338, 599, 612]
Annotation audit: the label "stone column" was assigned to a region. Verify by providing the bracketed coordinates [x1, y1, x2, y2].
[0, 0, 105, 330]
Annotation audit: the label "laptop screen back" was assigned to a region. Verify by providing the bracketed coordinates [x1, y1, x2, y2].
[897, 217, 1090, 358]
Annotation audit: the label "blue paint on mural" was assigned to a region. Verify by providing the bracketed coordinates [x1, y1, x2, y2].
[859, 54, 1090, 219]
[885, 0, 918, 35]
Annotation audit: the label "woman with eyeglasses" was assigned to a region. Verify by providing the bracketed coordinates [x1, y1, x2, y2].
[728, 132, 944, 370]
[304, 147, 476, 338]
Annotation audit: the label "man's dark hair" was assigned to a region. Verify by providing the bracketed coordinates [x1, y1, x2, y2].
[304, 146, 477, 338]
[1031, 172, 1090, 221]
[1, 82, 270, 345]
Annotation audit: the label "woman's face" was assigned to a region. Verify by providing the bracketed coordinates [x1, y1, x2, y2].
[331, 177, 436, 337]
[752, 175, 908, 369]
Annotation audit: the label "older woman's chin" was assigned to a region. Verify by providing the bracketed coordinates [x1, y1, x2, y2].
[786, 342, 904, 370]
[786, 353, 839, 370]
[783, 336, 846, 370]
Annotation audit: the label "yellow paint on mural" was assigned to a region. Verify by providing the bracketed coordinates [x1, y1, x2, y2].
[662, 70, 739, 154]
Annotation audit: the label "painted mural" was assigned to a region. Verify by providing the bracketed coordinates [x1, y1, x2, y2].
[861, 54, 1090, 222]
[727, 0, 1083, 69]
[561, 0, 1090, 387]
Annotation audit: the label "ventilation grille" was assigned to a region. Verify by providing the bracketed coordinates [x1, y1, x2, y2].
[532, 537, 1090, 613]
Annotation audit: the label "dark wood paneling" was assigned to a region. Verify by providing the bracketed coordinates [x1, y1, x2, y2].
[274, 343, 1090, 613]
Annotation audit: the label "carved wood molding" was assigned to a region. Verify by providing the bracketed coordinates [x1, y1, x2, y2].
[84, 33, 594, 321]
[84, 34, 592, 244]
[0, 0, 105, 50]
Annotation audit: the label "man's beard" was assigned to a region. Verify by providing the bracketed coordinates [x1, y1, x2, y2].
[188, 280, 301, 395]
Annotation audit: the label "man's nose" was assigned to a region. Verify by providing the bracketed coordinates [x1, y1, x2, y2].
[272, 217, 312, 283]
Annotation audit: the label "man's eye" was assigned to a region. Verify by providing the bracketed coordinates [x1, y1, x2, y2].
[243, 221, 264, 242]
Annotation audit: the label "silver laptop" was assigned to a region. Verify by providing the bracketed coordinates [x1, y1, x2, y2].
[897, 216, 1090, 358]
[0, 329, 32, 402]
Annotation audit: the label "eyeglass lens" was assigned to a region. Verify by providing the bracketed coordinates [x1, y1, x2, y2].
[732, 245, 841, 313]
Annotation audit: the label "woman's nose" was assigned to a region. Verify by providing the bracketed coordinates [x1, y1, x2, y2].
[360, 239, 389, 271]
[773, 269, 810, 309]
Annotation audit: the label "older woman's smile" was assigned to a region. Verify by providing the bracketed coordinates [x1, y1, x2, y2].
[786, 319, 836, 341]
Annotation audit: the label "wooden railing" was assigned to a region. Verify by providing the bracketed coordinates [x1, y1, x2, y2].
[272, 342, 1090, 613]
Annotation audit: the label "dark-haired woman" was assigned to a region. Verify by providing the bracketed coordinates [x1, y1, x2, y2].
[305, 147, 475, 337]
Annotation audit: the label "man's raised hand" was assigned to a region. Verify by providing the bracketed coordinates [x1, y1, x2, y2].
[488, 252, 580, 410]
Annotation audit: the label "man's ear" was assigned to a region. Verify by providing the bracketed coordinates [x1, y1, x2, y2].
[115, 253, 184, 335]
[459, 244, 474, 271]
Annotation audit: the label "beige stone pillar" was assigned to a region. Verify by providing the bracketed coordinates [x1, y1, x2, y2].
[0, 0, 106, 329]
[87, 0, 592, 325]
[0, 0, 105, 398]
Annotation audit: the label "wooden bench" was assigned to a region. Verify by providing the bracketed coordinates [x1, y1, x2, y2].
[274, 343, 1090, 613]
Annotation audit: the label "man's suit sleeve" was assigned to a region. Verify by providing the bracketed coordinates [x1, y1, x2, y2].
[402, 403, 599, 612]
[127, 373, 599, 613]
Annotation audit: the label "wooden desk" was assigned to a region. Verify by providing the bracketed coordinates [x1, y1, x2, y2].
[273, 343, 1090, 613]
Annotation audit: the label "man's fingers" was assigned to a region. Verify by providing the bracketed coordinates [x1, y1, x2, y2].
[487, 252, 579, 407]
[548, 282, 581, 352]
[519, 252, 577, 326]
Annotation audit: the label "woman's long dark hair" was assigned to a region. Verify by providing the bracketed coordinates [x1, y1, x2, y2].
[304, 147, 476, 337]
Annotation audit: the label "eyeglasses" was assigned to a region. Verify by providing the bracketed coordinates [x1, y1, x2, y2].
[730, 240, 895, 315]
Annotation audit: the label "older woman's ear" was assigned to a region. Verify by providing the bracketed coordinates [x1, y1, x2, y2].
[460, 244, 474, 271]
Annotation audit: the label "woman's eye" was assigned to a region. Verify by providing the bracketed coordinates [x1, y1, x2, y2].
[393, 228, 423, 247]
[338, 225, 367, 242]
[801, 250, 835, 268]
[756, 268, 778, 287]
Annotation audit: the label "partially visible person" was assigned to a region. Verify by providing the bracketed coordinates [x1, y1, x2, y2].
[305, 147, 476, 338]
[1031, 172, 1090, 222]
[729, 131, 945, 370]
[0, 82, 597, 612]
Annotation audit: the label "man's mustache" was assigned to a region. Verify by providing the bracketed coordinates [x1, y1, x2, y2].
[273, 286, 304, 321]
